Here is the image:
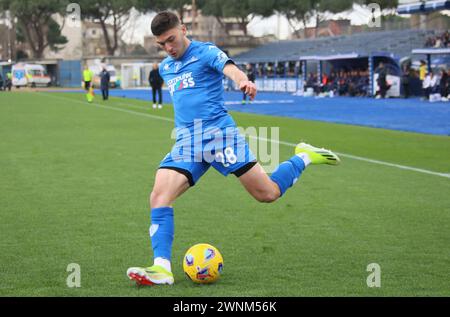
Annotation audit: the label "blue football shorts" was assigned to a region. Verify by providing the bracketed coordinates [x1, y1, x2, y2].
[159, 124, 257, 186]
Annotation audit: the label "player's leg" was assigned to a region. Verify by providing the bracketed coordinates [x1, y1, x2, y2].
[150, 168, 190, 208]
[238, 143, 340, 203]
[212, 125, 339, 202]
[84, 81, 91, 102]
[238, 155, 307, 203]
[148, 168, 190, 268]
[127, 147, 211, 286]
[237, 162, 281, 203]
[127, 168, 190, 286]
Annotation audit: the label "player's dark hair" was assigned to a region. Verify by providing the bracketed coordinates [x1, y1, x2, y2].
[151, 11, 181, 36]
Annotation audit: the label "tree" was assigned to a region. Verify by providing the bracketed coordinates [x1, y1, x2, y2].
[0, 0, 68, 58]
[154, 0, 194, 21]
[311, 0, 354, 37]
[276, 0, 354, 38]
[47, 17, 68, 52]
[275, 0, 311, 38]
[200, 0, 276, 36]
[79, 0, 153, 56]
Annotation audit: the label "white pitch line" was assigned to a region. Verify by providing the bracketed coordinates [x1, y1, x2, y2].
[250, 136, 450, 179]
[39, 92, 450, 179]
[225, 100, 294, 105]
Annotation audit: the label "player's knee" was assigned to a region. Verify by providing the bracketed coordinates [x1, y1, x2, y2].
[150, 190, 171, 208]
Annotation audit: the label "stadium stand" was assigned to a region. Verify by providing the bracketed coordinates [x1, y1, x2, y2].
[233, 29, 443, 63]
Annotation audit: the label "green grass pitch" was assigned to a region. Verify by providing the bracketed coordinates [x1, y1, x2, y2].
[0, 91, 449, 296]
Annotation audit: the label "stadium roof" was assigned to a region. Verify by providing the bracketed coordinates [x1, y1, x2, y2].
[233, 29, 437, 63]
[298, 52, 397, 61]
[412, 48, 450, 55]
[397, 0, 450, 14]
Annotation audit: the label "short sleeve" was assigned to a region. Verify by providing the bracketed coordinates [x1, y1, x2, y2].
[159, 62, 167, 81]
[203, 45, 234, 73]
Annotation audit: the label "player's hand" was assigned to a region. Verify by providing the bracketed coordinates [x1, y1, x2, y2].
[239, 81, 257, 101]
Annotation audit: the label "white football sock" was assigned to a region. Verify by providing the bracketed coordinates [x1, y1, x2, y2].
[297, 152, 311, 167]
[154, 257, 171, 272]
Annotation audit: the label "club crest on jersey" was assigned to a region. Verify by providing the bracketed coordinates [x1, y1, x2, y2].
[174, 62, 182, 72]
[163, 63, 170, 71]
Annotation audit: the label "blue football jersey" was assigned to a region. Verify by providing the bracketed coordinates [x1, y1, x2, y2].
[159, 41, 234, 129]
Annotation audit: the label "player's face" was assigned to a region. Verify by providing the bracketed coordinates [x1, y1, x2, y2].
[156, 25, 188, 59]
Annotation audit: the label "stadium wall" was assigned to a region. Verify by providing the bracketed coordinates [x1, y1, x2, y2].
[58, 60, 82, 88]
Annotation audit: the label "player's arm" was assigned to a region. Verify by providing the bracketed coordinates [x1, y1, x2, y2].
[223, 63, 257, 100]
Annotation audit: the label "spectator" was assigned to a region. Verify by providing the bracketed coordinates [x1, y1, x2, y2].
[431, 71, 439, 92]
[100, 67, 110, 101]
[422, 72, 432, 100]
[311, 68, 370, 97]
[0, 73, 3, 91]
[429, 71, 441, 102]
[424, 30, 449, 48]
[401, 65, 411, 98]
[376, 62, 390, 99]
[446, 69, 450, 98]
[434, 37, 442, 48]
[438, 69, 448, 101]
[305, 72, 318, 93]
[443, 31, 449, 47]
[149, 63, 164, 109]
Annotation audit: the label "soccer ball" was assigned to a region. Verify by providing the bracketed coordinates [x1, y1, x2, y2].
[183, 243, 223, 284]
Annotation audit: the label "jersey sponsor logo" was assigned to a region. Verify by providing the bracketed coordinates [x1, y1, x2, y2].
[167, 72, 196, 96]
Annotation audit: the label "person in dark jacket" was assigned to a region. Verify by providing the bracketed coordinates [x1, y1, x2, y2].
[242, 64, 256, 104]
[401, 64, 411, 99]
[149, 63, 164, 109]
[0, 73, 4, 91]
[376, 62, 390, 99]
[439, 68, 448, 100]
[100, 67, 111, 101]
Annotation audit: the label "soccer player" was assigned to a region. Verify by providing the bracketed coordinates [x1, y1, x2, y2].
[127, 12, 340, 286]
